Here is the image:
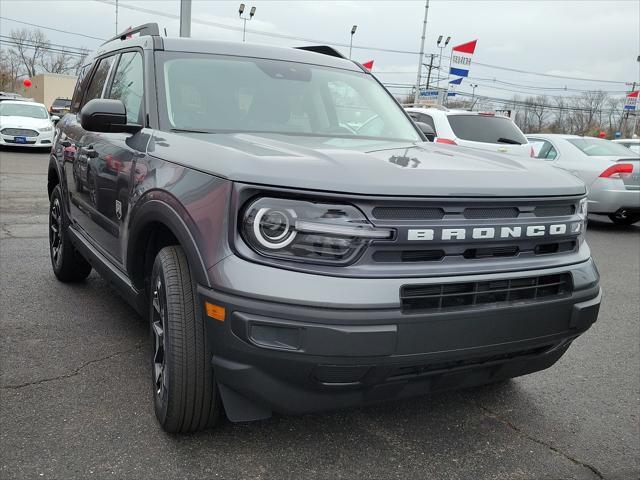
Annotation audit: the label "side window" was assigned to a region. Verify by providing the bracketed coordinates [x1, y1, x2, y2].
[420, 113, 436, 133]
[108, 51, 144, 124]
[70, 64, 90, 113]
[528, 138, 549, 159]
[545, 145, 558, 160]
[82, 56, 115, 108]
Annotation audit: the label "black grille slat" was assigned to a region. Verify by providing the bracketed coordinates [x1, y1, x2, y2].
[401, 273, 571, 313]
[372, 206, 444, 220]
[535, 205, 575, 217]
[1, 128, 38, 137]
[464, 207, 518, 219]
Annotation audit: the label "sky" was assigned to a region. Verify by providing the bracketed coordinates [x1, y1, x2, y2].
[1, 0, 639, 102]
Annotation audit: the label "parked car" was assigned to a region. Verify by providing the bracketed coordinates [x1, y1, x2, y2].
[48, 23, 601, 433]
[612, 138, 640, 155]
[0, 100, 58, 148]
[0, 92, 28, 102]
[527, 134, 640, 225]
[405, 106, 533, 157]
[49, 97, 72, 117]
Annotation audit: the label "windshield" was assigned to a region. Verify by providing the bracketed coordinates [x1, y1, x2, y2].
[158, 53, 421, 142]
[567, 138, 638, 157]
[447, 115, 527, 145]
[0, 103, 48, 119]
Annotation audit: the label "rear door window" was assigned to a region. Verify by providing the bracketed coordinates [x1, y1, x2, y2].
[447, 115, 527, 145]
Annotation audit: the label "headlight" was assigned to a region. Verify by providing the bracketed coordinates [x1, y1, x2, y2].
[40, 126, 53, 132]
[242, 197, 393, 265]
[577, 197, 588, 219]
[572, 197, 588, 233]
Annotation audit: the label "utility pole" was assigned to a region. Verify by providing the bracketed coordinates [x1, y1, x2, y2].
[424, 53, 435, 90]
[413, 0, 430, 106]
[115, 0, 118, 34]
[621, 81, 637, 136]
[180, 0, 192, 37]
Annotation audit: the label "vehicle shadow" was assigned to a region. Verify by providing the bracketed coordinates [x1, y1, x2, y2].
[586, 215, 640, 232]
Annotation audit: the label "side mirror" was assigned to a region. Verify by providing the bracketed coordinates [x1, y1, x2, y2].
[79, 99, 142, 134]
[415, 121, 435, 142]
[51, 115, 60, 123]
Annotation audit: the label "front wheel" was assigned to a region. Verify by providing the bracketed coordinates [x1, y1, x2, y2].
[150, 246, 220, 433]
[608, 213, 640, 225]
[49, 185, 92, 282]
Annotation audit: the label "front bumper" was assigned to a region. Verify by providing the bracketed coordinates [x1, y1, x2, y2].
[0, 131, 53, 147]
[200, 258, 601, 420]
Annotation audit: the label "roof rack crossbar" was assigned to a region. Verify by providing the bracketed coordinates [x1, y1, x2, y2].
[101, 22, 160, 46]
[295, 45, 346, 59]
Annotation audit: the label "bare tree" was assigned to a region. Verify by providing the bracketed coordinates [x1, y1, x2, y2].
[0, 49, 23, 91]
[41, 50, 75, 74]
[8, 28, 50, 77]
[529, 95, 548, 132]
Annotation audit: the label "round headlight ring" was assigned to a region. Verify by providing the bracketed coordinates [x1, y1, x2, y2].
[252, 207, 297, 249]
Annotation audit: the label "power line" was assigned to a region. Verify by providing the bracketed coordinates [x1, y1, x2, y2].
[0, 35, 89, 55]
[91, 0, 630, 85]
[0, 16, 105, 42]
[0, 40, 87, 58]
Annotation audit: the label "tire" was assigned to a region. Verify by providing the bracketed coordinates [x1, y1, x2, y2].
[608, 213, 640, 225]
[49, 185, 92, 282]
[150, 246, 220, 433]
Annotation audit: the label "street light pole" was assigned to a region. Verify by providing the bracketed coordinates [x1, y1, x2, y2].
[435, 35, 450, 89]
[239, 3, 256, 42]
[413, 0, 430, 106]
[349, 25, 357, 59]
[470, 83, 478, 110]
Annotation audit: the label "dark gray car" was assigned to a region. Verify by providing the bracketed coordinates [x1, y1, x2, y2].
[47, 24, 601, 433]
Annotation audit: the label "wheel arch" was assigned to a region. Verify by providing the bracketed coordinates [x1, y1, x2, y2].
[47, 157, 61, 199]
[126, 198, 211, 295]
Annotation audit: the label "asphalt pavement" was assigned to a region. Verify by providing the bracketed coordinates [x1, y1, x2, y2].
[0, 148, 638, 480]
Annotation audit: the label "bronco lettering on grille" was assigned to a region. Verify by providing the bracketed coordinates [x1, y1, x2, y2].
[407, 223, 574, 241]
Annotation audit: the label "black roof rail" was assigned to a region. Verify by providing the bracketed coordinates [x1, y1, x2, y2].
[101, 23, 160, 46]
[295, 45, 346, 59]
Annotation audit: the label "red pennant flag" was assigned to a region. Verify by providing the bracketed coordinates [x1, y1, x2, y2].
[362, 60, 374, 71]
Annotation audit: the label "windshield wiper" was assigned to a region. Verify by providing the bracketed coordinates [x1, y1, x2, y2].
[171, 128, 212, 134]
[497, 137, 522, 145]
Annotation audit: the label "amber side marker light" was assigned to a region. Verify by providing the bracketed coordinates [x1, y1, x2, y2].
[205, 302, 226, 321]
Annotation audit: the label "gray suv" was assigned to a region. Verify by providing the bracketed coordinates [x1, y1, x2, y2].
[48, 24, 601, 433]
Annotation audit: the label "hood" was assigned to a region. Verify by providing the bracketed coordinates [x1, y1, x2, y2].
[148, 132, 586, 197]
[0, 116, 52, 130]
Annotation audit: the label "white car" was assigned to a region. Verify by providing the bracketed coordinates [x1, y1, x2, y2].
[612, 138, 640, 155]
[527, 134, 640, 225]
[0, 100, 58, 148]
[405, 106, 532, 157]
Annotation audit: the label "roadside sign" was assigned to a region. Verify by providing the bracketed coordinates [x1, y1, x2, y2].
[624, 91, 638, 111]
[418, 89, 444, 105]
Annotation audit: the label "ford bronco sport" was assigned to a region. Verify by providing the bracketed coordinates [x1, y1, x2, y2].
[48, 24, 601, 433]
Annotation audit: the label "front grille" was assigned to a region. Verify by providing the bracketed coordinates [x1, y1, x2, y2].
[1, 128, 38, 137]
[535, 205, 575, 217]
[401, 273, 572, 313]
[371, 206, 444, 220]
[463, 246, 519, 259]
[373, 249, 445, 262]
[388, 345, 553, 380]
[464, 207, 518, 219]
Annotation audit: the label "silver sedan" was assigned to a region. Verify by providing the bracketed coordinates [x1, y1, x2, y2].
[526, 134, 640, 225]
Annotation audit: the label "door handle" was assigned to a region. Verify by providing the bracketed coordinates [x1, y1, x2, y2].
[80, 146, 98, 158]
